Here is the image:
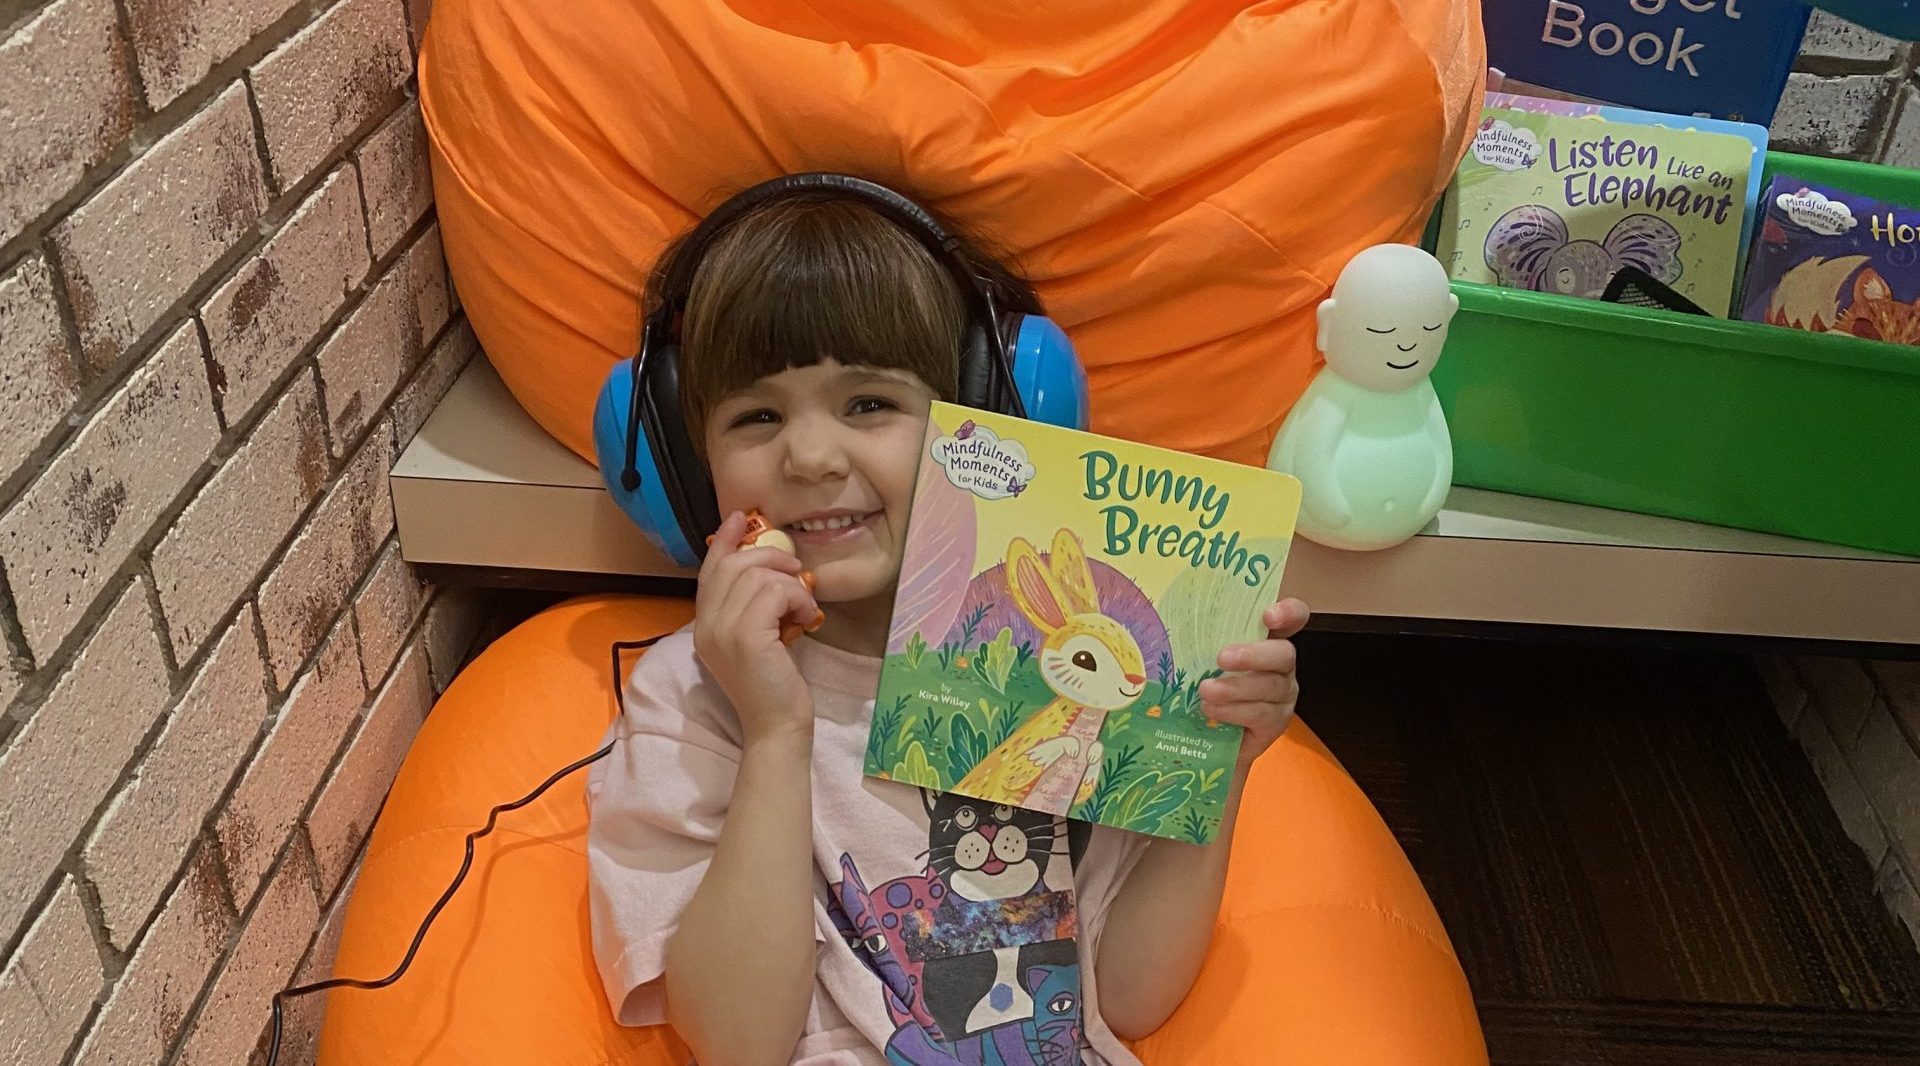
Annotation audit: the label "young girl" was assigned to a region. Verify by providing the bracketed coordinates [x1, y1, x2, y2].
[586, 188, 1308, 1066]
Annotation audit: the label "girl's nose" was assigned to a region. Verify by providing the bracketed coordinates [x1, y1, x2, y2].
[782, 423, 850, 481]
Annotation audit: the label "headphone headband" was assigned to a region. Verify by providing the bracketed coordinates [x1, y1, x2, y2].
[651, 173, 995, 333]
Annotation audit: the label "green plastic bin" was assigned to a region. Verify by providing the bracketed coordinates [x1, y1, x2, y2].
[1426, 151, 1920, 558]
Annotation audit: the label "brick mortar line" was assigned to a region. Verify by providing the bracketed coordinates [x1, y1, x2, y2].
[353, 531, 429, 689]
[51, 856, 140, 1066]
[0, 0, 51, 40]
[251, 81, 420, 257]
[249, 409, 408, 701]
[0, 561, 35, 682]
[150, 615, 443, 1066]
[1870, 78, 1910, 162]
[350, 142, 382, 267]
[0, 72, 424, 515]
[371, 194, 438, 278]
[104, 0, 154, 120]
[0, 574, 187, 969]
[137, 560, 183, 678]
[0, 222, 448, 723]
[0, 301, 429, 774]
[33, 571, 423, 1065]
[1, 238, 99, 510]
[1877, 55, 1920, 162]
[1794, 664, 1919, 917]
[291, 828, 326, 921]
[1873, 850, 1919, 933]
[75, 718, 351, 1066]
[0, 0, 325, 272]
[1792, 56, 1908, 79]
[260, 83, 418, 249]
[241, 70, 285, 201]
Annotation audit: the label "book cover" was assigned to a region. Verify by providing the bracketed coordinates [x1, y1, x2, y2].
[1481, 0, 1811, 125]
[1483, 91, 1770, 261]
[1435, 105, 1759, 315]
[864, 402, 1302, 844]
[1739, 174, 1920, 347]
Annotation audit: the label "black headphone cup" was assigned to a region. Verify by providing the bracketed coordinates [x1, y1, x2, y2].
[639, 337, 720, 552]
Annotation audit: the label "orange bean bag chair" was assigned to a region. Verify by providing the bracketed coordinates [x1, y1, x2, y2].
[419, 0, 1485, 467]
[316, 594, 1486, 1064]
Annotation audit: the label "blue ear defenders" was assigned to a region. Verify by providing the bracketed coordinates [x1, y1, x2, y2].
[591, 173, 1089, 567]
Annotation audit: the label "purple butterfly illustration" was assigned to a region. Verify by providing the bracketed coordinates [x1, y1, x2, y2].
[1006, 477, 1025, 496]
[1485, 206, 1682, 300]
[955, 420, 977, 440]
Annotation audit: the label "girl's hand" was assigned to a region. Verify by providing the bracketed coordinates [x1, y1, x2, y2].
[1199, 597, 1309, 772]
[693, 511, 821, 745]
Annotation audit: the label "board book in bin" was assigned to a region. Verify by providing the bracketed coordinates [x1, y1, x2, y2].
[1740, 174, 1920, 348]
[864, 401, 1302, 844]
[1436, 104, 1759, 315]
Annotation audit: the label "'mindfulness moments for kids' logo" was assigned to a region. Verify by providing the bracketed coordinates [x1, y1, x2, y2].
[1778, 188, 1859, 237]
[1473, 119, 1542, 172]
[932, 419, 1035, 501]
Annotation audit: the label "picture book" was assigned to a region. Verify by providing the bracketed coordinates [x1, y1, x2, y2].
[1483, 92, 1770, 260]
[1481, 0, 1810, 125]
[1436, 105, 1759, 315]
[863, 402, 1303, 844]
[1739, 175, 1920, 348]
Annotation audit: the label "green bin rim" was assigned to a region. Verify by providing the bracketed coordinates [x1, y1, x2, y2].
[1452, 282, 1920, 378]
[1427, 147, 1920, 379]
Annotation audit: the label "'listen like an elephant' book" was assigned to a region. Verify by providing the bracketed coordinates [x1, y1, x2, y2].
[1436, 104, 1760, 315]
[863, 402, 1302, 844]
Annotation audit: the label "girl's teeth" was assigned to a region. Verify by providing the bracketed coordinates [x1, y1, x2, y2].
[795, 514, 860, 532]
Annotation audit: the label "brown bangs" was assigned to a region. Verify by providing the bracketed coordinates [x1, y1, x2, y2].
[673, 198, 967, 448]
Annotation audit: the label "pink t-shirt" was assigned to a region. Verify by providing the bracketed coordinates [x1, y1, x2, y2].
[586, 624, 1150, 1065]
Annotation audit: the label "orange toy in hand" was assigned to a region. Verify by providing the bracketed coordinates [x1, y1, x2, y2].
[708, 510, 825, 644]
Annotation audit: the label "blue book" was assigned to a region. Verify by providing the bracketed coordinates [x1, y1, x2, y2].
[1483, 0, 1813, 125]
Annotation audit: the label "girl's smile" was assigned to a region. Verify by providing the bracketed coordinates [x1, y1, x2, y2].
[702, 359, 936, 653]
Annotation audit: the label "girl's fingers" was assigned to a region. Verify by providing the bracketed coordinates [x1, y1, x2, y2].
[705, 544, 805, 607]
[1217, 639, 1297, 675]
[701, 510, 747, 571]
[715, 565, 784, 632]
[1265, 597, 1311, 638]
[1200, 672, 1297, 707]
[1199, 700, 1295, 739]
[743, 582, 804, 638]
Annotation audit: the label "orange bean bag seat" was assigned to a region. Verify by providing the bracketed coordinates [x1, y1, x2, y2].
[418, 0, 1485, 468]
[316, 594, 1486, 1064]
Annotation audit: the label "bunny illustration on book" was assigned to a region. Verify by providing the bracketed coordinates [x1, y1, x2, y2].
[1485, 205, 1682, 300]
[954, 529, 1147, 816]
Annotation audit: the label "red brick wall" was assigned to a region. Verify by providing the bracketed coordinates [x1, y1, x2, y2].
[0, 0, 486, 1061]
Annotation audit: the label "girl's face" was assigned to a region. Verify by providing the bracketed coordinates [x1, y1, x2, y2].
[703, 359, 935, 618]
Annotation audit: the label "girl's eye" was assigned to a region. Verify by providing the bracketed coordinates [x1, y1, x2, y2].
[848, 396, 897, 415]
[728, 408, 779, 429]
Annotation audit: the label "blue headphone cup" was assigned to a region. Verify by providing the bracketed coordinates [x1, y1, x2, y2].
[592, 362, 702, 568]
[1011, 315, 1089, 432]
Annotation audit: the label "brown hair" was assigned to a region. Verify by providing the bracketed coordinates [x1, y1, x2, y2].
[645, 193, 1041, 450]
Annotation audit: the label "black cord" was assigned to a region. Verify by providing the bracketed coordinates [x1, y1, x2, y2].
[263, 634, 666, 1066]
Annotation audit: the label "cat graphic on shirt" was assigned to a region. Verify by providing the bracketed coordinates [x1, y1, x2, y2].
[828, 792, 1090, 1065]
